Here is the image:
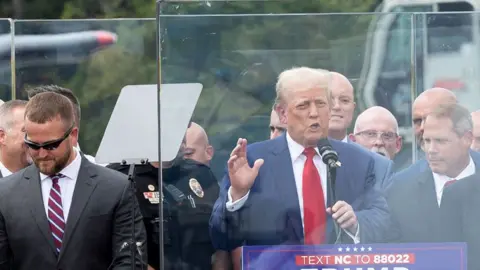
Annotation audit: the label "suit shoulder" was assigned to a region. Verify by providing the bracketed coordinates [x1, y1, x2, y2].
[91, 163, 129, 185]
[246, 138, 275, 152]
[448, 173, 480, 194]
[0, 167, 27, 187]
[390, 159, 428, 182]
[386, 163, 427, 197]
[331, 140, 375, 161]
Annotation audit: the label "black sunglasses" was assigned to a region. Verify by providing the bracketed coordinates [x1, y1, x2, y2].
[24, 125, 74, 151]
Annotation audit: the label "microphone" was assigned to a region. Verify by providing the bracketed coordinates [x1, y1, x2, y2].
[317, 139, 341, 169]
[318, 138, 342, 243]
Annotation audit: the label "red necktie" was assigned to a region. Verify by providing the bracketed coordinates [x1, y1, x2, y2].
[444, 179, 456, 189]
[48, 174, 66, 254]
[302, 147, 326, 245]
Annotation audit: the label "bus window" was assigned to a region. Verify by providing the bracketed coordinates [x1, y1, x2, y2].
[426, 2, 473, 54]
[382, 5, 433, 73]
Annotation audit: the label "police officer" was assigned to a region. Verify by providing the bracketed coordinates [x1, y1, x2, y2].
[107, 151, 219, 269]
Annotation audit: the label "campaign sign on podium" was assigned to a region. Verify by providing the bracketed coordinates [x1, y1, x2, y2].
[242, 243, 466, 270]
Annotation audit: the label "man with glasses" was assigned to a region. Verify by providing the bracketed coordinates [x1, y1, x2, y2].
[0, 92, 147, 270]
[349, 106, 402, 161]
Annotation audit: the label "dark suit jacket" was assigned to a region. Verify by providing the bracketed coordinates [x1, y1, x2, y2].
[209, 135, 389, 251]
[440, 173, 480, 270]
[0, 156, 147, 270]
[347, 140, 394, 191]
[385, 151, 480, 243]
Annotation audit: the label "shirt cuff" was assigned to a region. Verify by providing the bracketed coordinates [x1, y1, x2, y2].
[344, 224, 360, 244]
[226, 187, 250, 212]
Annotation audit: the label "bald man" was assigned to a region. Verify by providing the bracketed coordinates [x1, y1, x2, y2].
[412, 88, 457, 151]
[326, 71, 393, 190]
[184, 122, 214, 166]
[471, 110, 480, 151]
[349, 106, 402, 160]
[328, 72, 356, 141]
[269, 109, 286, 139]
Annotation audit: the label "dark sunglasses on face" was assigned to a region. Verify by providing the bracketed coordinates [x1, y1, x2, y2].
[24, 125, 74, 151]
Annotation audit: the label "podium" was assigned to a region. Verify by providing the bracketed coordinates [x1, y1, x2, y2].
[241, 243, 466, 270]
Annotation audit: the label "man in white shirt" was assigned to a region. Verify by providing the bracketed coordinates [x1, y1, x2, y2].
[0, 100, 31, 177]
[26, 85, 100, 165]
[209, 67, 389, 268]
[0, 92, 146, 270]
[385, 103, 478, 243]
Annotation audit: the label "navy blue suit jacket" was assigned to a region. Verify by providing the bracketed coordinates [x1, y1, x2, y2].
[209, 134, 389, 251]
[346, 139, 394, 191]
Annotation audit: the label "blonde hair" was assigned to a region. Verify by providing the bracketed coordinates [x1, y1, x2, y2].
[274, 67, 332, 106]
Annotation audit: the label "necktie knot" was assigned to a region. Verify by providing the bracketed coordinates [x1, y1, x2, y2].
[444, 179, 457, 188]
[51, 174, 65, 185]
[303, 147, 317, 159]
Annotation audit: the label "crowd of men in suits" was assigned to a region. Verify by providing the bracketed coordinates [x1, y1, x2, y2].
[0, 66, 478, 269]
[210, 67, 480, 270]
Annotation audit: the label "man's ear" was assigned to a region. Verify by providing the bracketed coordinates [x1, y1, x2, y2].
[206, 145, 214, 161]
[348, 133, 356, 142]
[0, 128, 6, 145]
[275, 105, 287, 125]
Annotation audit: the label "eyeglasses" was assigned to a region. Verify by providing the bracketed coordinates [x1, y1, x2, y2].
[24, 125, 74, 151]
[355, 130, 398, 143]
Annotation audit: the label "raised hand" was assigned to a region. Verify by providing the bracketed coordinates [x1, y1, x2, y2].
[228, 138, 264, 201]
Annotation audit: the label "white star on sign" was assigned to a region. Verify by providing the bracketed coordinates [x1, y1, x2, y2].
[361, 247, 365, 251]
[338, 247, 343, 252]
[346, 247, 350, 252]
[368, 247, 372, 251]
[353, 247, 358, 252]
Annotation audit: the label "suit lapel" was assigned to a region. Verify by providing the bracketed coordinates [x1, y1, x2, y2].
[24, 165, 57, 254]
[269, 135, 304, 243]
[417, 169, 441, 235]
[59, 157, 98, 260]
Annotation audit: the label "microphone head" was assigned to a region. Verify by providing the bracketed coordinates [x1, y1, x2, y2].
[317, 138, 339, 166]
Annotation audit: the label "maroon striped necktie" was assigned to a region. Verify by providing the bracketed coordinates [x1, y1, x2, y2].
[48, 174, 66, 254]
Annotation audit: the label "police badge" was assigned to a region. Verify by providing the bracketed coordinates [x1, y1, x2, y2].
[189, 178, 204, 198]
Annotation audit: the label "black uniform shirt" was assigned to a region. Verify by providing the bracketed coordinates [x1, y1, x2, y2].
[108, 159, 219, 270]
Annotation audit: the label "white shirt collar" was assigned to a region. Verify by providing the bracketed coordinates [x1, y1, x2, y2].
[341, 136, 348, 143]
[40, 148, 82, 181]
[0, 161, 12, 177]
[285, 132, 320, 162]
[433, 155, 475, 205]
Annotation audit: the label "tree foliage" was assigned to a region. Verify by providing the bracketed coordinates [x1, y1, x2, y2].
[1, 0, 378, 172]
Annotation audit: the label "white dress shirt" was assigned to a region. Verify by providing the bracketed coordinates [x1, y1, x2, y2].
[226, 133, 359, 243]
[434, 156, 475, 206]
[0, 161, 12, 177]
[40, 149, 82, 222]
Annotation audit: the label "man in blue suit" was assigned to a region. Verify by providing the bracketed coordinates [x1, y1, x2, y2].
[386, 103, 480, 244]
[209, 67, 389, 267]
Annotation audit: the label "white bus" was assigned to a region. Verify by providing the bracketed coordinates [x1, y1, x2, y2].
[358, 0, 480, 142]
